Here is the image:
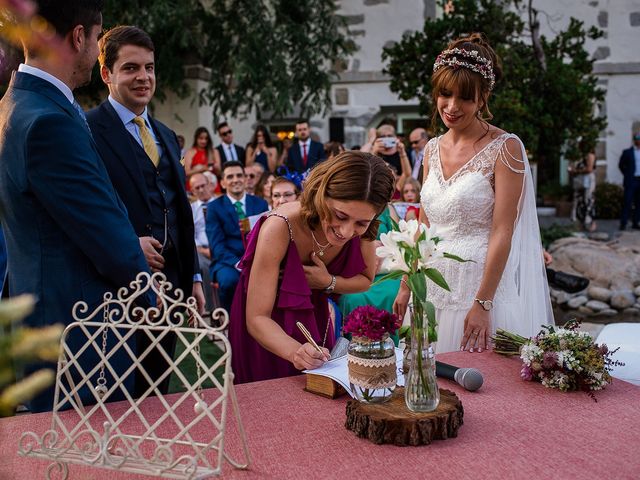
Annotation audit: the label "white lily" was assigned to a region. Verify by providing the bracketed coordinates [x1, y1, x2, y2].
[388, 219, 421, 247]
[376, 231, 410, 273]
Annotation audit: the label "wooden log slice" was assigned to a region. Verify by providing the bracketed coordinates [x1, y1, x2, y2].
[345, 387, 463, 446]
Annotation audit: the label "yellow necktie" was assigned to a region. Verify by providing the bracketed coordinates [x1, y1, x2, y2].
[133, 116, 160, 167]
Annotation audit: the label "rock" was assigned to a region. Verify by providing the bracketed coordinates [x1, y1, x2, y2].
[588, 232, 609, 241]
[555, 291, 570, 305]
[634, 286, 640, 297]
[594, 309, 618, 317]
[578, 306, 594, 316]
[567, 296, 588, 309]
[610, 290, 636, 309]
[585, 300, 609, 311]
[623, 308, 640, 315]
[548, 236, 640, 291]
[587, 286, 612, 302]
[635, 303, 640, 310]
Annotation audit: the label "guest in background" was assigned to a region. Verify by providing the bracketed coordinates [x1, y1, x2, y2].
[206, 161, 269, 311]
[271, 177, 301, 209]
[409, 128, 429, 180]
[286, 119, 326, 172]
[569, 145, 597, 232]
[229, 152, 395, 384]
[324, 141, 345, 161]
[246, 125, 277, 172]
[278, 137, 293, 169]
[400, 177, 421, 220]
[254, 172, 275, 207]
[190, 173, 215, 312]
[245, 163, 265, 195]
[214, 121, 245, 166]
[619, 130, 640, 230]
[184, 127, 217, 178]
[177, 134, 186, 157]
[202, 170, 220, 198]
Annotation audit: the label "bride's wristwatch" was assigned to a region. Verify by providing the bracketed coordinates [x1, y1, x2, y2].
[474, 298, 494, 311]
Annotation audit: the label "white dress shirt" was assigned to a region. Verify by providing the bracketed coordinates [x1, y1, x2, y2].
[108, 96, 164, 158]
[223, 142, 238, 162]
[191, 199, 209, 247]
[634, 147, 640, 177]
[299, 138, 311, 159]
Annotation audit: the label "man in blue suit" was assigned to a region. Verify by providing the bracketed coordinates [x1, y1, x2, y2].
[206, 161, 269, 310]
[619, 131, 640, 230]
[286, 120, 326, 173]
[0, 0, 151, 412]
[86, 25, 204, 395]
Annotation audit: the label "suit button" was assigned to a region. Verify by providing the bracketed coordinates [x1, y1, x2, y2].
[162, 190, 166, 195]
[145, 224, 152, 231]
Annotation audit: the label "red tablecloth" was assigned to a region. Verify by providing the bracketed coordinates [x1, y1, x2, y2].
[1, 351, 639, 480]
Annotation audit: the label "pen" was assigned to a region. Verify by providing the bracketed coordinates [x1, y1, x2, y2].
[296, 321, 324, 355]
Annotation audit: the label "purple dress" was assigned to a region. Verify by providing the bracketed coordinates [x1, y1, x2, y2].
[229, 213, 367, 384]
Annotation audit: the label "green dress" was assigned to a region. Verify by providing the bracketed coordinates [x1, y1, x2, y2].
[338, 206, 401, 343]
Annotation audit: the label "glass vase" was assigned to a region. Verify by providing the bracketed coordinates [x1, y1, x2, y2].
[347, 334, 396, 403]
[405, 310, 440, 412]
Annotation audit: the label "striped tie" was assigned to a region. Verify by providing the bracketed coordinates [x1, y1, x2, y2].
[133, 116, 160, 167]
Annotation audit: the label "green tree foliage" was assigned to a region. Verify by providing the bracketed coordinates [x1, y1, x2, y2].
[88, 0, 354, 119]
[382, 0, 606, 184]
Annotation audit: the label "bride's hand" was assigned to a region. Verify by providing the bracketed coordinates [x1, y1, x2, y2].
[460, 304, 490, 352]
[393, 281, 411, 319]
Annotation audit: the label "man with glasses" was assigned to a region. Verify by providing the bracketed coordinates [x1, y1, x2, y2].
[245, 163, 265, 195]
[190, 173, 215, 311]
[619, 130, 640, 230]
[409, 128, 429, 181]
[206, 161, 269, 310]
[214, 121, 246, 166]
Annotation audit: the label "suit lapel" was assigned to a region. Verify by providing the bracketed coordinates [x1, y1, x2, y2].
[97, 102, 151, 210]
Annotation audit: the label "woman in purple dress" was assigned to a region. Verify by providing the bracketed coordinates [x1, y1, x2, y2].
[229, 151, 395, 383]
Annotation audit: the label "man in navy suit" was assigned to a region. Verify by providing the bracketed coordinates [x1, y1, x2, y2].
[86, 26, 204, 395]
[286, 120, 326, 172]
[0, 0, 151, 412]
[214, 122, 246, 166]
[206, 161, 269, 310]
[619, 131, 640, 230]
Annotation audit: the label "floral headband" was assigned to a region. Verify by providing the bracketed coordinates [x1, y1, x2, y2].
[433, 47, 495, 91]
[276, 166, 306, 191]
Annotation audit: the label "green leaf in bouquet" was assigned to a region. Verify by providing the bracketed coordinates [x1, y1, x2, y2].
[424, 300, 437, 342]
[443, 252, 474, 263]
[408, 272, 427, 303]
[425, 268, 450, 291]
[371, 270, 406, 287]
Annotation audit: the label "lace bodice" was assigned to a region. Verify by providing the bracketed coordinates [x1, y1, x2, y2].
[420, 133, 525, 309]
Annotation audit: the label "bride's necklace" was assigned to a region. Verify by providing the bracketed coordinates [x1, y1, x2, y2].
[310, 230, 332, 257]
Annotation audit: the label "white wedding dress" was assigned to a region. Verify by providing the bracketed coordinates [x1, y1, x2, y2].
[420, 133, 554, 353]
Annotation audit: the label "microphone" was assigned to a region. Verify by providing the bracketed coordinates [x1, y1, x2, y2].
[435, 361, 484, 392]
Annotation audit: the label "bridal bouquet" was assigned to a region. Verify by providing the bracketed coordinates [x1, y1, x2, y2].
[493, 320, 624, 401]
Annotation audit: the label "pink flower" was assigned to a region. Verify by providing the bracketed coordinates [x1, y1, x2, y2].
[343, 306, 400, 341]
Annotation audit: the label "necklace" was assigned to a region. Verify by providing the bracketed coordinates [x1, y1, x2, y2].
[310, 230, 331, 257]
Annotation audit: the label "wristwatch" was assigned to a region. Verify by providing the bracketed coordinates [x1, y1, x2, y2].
[325, 275, 337, 294]
[474, 298, 494, 311]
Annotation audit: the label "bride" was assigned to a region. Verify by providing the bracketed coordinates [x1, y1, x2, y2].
[393, 33, 553, 353]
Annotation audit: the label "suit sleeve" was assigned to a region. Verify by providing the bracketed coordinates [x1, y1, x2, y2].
[25, 112, 151, 288]
[206, 202, 239, 267]
[619, 150, 626, 173]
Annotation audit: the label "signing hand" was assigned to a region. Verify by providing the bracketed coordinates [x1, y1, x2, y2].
[303, 252, 332, 290]
[460, 303, 490, 353]
[139, 236, 165, 272]
[292, 342, 330, 370]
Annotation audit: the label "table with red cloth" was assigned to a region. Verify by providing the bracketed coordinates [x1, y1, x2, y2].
[1, 351, 639, 480]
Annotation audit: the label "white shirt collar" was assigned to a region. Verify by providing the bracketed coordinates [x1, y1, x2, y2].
[108, 95, 151, 127]
[18, 63, 74, 104]
[227, 193, 246, 208]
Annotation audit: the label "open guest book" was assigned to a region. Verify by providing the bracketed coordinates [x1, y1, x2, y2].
[303, 347, 405, 399]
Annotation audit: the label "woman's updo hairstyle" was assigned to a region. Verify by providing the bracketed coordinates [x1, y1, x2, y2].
[299, 151, 395, 241]
[431, 33, 503, 129]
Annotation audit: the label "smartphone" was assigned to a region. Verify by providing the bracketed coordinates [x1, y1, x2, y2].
[380, 137, 397, 149]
